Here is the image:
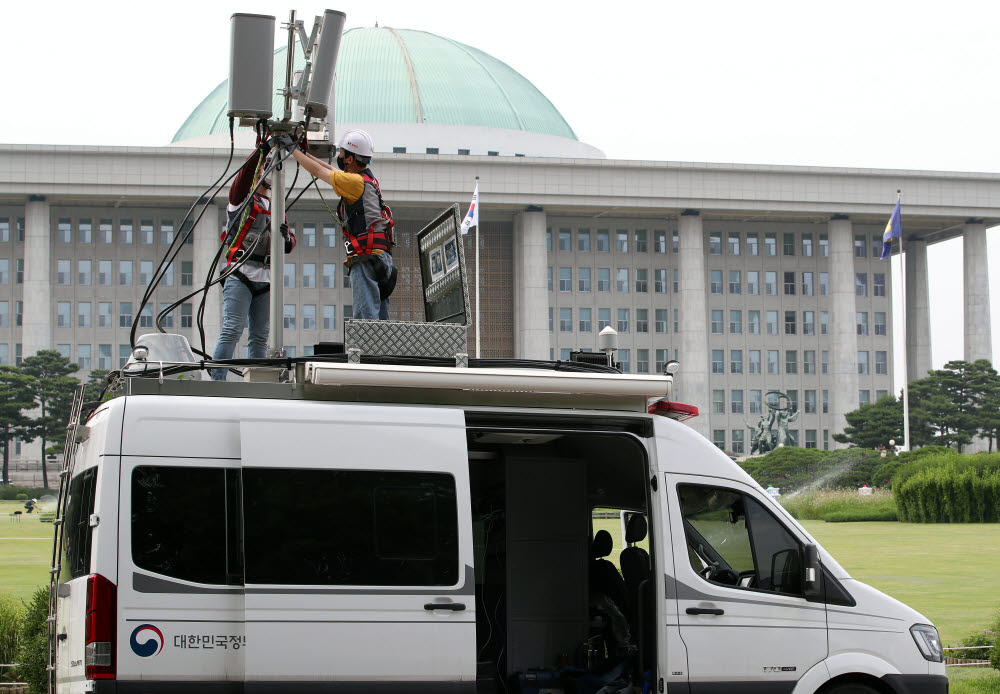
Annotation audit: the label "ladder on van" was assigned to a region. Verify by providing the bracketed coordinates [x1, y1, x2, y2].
[46, 385, 86, 694]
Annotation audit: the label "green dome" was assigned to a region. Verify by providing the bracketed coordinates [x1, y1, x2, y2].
[173, 27, 577, 142]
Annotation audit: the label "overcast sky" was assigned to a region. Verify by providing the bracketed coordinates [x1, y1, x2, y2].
[1, 0, 997, 386]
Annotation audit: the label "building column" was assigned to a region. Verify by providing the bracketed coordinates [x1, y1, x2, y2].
[512, 207, 548, 359]
[828, 215, 860, 448]
[963, 220, 993, 363]
[193, 202, 222, 355]
[677, 210, 710, 437]
[904, 238, 932, 381]
[23, 195, 51, 357]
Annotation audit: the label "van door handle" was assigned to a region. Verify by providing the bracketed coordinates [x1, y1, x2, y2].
[686, 607, 724, 615]
[424, 602, 466, 611]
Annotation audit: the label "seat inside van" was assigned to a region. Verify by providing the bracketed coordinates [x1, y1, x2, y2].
[467, 428, 654, 693]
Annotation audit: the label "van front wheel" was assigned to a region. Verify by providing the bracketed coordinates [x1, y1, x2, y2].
[821, 682, 880, 694]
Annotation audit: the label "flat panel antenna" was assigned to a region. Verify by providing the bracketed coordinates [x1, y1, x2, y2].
[306, 9, 347, 119]
[228, 13, 275, 119]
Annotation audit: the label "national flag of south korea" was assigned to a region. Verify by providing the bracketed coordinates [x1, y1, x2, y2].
[460, 181, 479, 235]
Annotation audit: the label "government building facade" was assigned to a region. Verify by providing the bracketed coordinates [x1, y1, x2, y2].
[1, 27, 998, 473]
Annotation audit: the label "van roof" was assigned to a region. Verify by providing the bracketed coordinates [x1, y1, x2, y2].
[120, 359, 674, 413]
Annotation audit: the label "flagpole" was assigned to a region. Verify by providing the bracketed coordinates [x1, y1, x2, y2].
[895, 189, 911, 451]
[475, 176, 481, 359]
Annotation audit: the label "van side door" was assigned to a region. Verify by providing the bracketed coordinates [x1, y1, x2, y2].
[238, 401, 476, 691]
[666, 474, 828, 693]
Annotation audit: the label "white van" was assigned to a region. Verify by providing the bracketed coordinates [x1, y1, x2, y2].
[52, 358, 947, 694]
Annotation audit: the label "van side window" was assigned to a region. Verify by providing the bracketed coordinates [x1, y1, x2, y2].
[60, 467, 98, 581]
[243, 469, 458, 586]
[679, 484, 802, 595]
[132, 467, 231, 585]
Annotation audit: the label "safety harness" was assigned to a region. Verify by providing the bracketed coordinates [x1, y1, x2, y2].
[221, 193, 273, 297]
[337, 170, 394, 258]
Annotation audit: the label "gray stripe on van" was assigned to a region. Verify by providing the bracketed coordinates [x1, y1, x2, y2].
[673, 578, 827, 613]
[133, 565, 475, 597]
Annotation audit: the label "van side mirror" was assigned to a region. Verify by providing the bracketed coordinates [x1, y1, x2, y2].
[770, 548, 800, 593]
[803, 543, 822, 600]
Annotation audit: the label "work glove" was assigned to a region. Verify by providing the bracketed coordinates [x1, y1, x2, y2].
[277, 134, 296, 151]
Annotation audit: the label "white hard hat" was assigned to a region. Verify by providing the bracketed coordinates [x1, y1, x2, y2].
[338, 129, 374, 158]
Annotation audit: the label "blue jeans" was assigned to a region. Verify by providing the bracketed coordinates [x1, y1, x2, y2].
[211, 275, 270, 380]
[351, 253, 392, 320]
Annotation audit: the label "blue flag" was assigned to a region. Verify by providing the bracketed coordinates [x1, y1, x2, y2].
[880, 200, 901, 260]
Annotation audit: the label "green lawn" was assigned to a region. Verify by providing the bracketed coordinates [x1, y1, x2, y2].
[0, 500, 55, 602]
[948, 666, 1000, 694]
[802, 521, 1000, 644]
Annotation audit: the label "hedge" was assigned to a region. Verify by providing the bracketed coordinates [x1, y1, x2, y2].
[0, 485, 55, 501]
[740, 447, 884, 493]
[895, 453, 1000, 523]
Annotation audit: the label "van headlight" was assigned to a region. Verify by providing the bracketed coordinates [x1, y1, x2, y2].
[910, 624, 943, 662]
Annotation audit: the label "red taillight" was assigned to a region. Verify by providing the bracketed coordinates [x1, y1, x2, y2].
[648, 399, 699, 420]
[85, 573, 116, 680]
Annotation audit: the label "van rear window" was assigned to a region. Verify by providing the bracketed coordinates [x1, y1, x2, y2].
[242, 469, 458, 586]
[132, 467, 232, 585]
[60, 467, 98, 581]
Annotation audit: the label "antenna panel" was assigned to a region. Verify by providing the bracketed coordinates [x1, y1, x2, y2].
[228, 13, 276, 119]
[306, 9, 346, 119]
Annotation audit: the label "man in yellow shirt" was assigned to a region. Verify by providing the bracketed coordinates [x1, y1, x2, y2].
[290, 130, 395, 319]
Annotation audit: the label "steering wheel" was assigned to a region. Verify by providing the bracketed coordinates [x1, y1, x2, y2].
[701, 564, 740, 585]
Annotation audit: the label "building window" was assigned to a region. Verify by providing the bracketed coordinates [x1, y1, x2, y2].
[712, 350, 724, 374]
[766, 310, 778, 335]
[711, 310, 724, 334]
[746, 232, 759, 256]
[655, 349, 668, 374]
[747, 310, 760, 335]
[579, 308, 592, 333]
[139, 260, 152, 286]
[712, 389, 726, 414]
[731, 390, 744, 415]
[76, 344, 91, 370]
[558, 229, 571, 251]
[820, 311, 829, 335]
[635, 268, 648, 293]
[323, 305, 336, 330]
[874, 273, 886, 297]
[783, 233, 795, 256]
[118, 344, 131, 368]
[619, 349, 630, 373]
[284, 263, 296, 288]
[803, 390, 817, 414]
[822, 351, 829, 375]
[730, 350, 743, 374]
[598, 308, 611, 331]
[56, 259, 71, 285]
[765, 271, 777, 295]
[77, 301, 91, 327]
[709, 232, 722, 255]
[819, 234, 829, 257]
[730, 310, 742, 334]
[858, 351, 870, 375]
[119, 301, 133, 328]
[634, 229, 648, 253]
[803, 350, 816, 374]
[819, 272, 829, 296]
[673, 268, 679, 293]
[323, 225, 337, 247]
[322, 263, 336, 288]
[803, 311, 815, 335]
[302, 225, 316, 248]
[636, 308, 649, 333]
[548, 307, 553, 332]
[673, 308, 679, 333]
[546, 229, 552, 252]
[57, 218, 71, 243]
[617, 308, 630, 333]
[597, 268, 610, 292]
[857, 312, 869, 335]
[672, 230, 679, 253]
[547, 267, 552, 291]
[140, 220, 154, 244]
[859, 390, 871, 406]
[616, 230, 629, 253]
[729, 270, 741, 294]
[823, 390, 829, 413]
[162, 262, 173, 286]
[119, 260, 132, 286]
[747, 271, 758, 295]
[875, 311, 887, 336]
[655, 309, 667, 333]
[578, 267, 591, 292]
[710, 270, 723, 294]
[559, 267, 572, 291]
[139, 304, 153, 328]
[785, 350, 798, 374]
[159, 303, 173, 329]
[801, 234, 813, 257]
[303, 305, 316, 330]
[654, 268, 667, 293]
[764, 232, 777, 256]
[14, 259, 22, 284]
[98, 344, 111, 370]
[636, 349, 649, 373]
[160, 221, 174, 245]
[559, 307, 572, 332]
[727, 232, 740, 256]
[767, 350, 779, 375]
[802, 272, 813, 296]
[283, 304, 296, 330]
[181, 304, 193, 328]
[855, 273, 868, 296]
[181, 261, 193, 286]
[749, 350, 761, 374]
[654, 230, 666, 253]
[616, 268, 629, 293]
[783, 271, 796, 295]
[876, 350, 888, 375]
[597, 230, 610, 252]
[712, 430, 726, 451]
[578, 229, 591, 252]
[854, 235, 867, 258]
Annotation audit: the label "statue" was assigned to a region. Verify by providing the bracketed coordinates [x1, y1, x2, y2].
[744, 391, 800, 454]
